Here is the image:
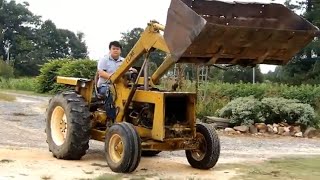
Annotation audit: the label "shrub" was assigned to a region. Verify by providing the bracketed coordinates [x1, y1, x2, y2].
[36, 59, 71, 93]
[217, 96, 265, 126]
[171, 81, 320, 122]
[196, 96, 229, 118]
[57, 59, 97, 79]
[36, 58, 97, 94]
[51, 59, 97, 93]
[0, 60, 14, 79]
[217, 96, 318, 127]
[262, 98, 317, 128]
[261, 97, 301, 124]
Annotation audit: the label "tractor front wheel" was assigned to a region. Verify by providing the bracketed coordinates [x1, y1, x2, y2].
[186, 123, 220, 169]
[105, 122, 141, 173]
[45, 91, 91, 160]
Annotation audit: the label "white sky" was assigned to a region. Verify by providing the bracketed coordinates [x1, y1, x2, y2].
[16, 0, 286, 73]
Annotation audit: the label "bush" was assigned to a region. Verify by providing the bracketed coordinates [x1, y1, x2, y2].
[262, 97, 317, 128]
[57, 59, 97, 79]
[217, 96, 318, 127]
[36, 59, 71, 93]
[0, 60, 14, 79]
[36, 59, 97, 93]
[261, 97, 300, 124]
[171, 81, 320, 122]
[218, 96, 265, 126]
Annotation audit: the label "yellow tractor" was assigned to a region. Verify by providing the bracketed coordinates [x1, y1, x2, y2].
[45, 0, 319, 173]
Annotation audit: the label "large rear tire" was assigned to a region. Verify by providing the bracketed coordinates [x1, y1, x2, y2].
[105, 122, 141, 173]
[186, 123, 220, 169]
[45, 91, 91, 160]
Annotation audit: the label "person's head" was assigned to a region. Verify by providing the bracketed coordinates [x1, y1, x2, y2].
[109, 41, 122, 59]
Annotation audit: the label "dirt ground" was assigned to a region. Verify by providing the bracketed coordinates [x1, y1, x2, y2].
[1, 91, 320, 180]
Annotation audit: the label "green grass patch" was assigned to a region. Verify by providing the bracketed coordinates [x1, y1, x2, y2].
[218, 156, 320, 180]
[0, 92, 16, 101]
[0, 77, 36, 92]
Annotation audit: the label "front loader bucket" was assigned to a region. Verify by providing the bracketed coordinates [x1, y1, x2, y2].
[164, 0, 320, 66]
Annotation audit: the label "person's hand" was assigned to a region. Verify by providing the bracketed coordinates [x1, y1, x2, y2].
[129, 67, 138, 73]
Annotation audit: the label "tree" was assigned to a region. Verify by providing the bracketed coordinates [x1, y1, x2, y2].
[221, 65, 264, 83]
[0, 0, 88, 76]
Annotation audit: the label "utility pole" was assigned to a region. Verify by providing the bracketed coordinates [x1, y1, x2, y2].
[252, 67, 255, 84]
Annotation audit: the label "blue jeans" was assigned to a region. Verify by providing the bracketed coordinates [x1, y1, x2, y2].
[98, 83, 116, 120]
[98, 83, 109, 97]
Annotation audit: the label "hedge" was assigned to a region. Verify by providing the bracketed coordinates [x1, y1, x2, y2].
[194, 82, 320, 119]
[218, 96, 317, 128]
[36, 59, 97, 93]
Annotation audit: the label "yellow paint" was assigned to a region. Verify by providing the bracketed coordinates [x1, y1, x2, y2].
[56, 76, 93, 104]
[90, 129, 106, 142]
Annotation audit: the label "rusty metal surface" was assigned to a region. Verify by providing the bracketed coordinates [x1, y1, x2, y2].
[164, 0, 320, 66]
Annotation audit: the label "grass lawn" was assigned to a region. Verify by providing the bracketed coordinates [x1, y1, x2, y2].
[219, 155, 320, 180]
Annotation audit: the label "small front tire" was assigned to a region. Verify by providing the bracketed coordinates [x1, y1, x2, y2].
[105, 122, 141, 173]
[186, 123, 220, 169]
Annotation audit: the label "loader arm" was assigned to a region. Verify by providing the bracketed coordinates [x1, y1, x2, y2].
[110, 21, 170, 84]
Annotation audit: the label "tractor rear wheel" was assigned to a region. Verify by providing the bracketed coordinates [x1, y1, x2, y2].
[45, 91, 91, 160]
[186, 123, 220, 169]
[105, 122, 141, 173]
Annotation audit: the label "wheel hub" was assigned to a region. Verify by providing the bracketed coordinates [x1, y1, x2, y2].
[191, 132, 207, 161]
[51, 106, 68, 146]
[109, 134, 124, 163]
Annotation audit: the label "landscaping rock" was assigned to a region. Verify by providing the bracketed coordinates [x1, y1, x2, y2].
[293, 126, 301, 133]
[278, 127, 285, 135]
[267, 124, 274, 134]
[295, 132, 303, 137]
[255, 123, 267, 132]
[282, 131, 291, 136]
[234, 126, 249, 133]
[284, 127, 290, 132]
[249, 125, 258, 134]
[259, 129, 267, 133]
[304, 127, 317, 138]
[273, 127, 278, 134]
[273, 123, 279, 128]
[225, 128, 236, 133]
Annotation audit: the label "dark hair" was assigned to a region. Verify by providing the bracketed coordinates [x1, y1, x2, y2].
[109, 41, 122, 50]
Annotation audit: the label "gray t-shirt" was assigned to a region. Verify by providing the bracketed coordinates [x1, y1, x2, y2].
[97, 54, 124, 87]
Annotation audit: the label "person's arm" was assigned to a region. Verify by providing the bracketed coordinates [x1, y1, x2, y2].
[98, 70, 113, 79]
[97, 58, 113, 79]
